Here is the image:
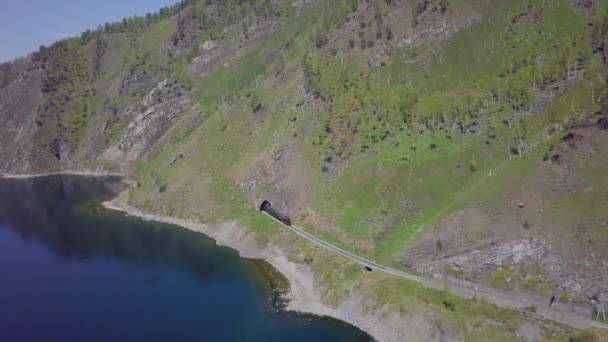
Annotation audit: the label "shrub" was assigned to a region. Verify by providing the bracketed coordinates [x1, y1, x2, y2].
[523, 276, 538, 290]
[442, 299, 455, 311]
[316, 37, 328, 48]
[506, 318, 520, 332]
[386, 28, 394, 40]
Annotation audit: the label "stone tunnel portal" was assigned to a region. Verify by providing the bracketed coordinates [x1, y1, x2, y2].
[259, 200, 272, 211]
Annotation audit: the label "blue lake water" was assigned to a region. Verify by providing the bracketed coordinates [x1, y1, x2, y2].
[0, 176, 371, 341]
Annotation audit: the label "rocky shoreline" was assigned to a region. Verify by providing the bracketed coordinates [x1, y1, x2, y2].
[5, 172, 606, 340]
[0, 172, 444, 341]
[101, 179, 408, 342]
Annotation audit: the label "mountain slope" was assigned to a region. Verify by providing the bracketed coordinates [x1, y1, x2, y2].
[2, 0, 608, 340]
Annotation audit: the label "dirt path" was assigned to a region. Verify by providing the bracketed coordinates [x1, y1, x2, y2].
[263, 213, 608, 331]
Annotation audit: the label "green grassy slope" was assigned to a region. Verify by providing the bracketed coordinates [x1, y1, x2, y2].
[124, 1, 608, 339]
[133, 0, 607, 259]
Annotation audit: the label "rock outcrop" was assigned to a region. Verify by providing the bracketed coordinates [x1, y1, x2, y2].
[0, 63, 46, 173]
[101, 78, 191, 162]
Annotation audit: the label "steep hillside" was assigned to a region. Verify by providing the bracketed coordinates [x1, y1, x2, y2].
[2, 0, 608, 340]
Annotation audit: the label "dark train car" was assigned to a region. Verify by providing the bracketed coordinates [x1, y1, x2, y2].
[259, 200, 292, 226]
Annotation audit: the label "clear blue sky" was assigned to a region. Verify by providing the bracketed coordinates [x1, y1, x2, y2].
[0, 0, 179, 62]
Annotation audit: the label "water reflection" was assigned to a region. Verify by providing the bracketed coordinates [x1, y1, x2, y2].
[0, 175, 263, 280]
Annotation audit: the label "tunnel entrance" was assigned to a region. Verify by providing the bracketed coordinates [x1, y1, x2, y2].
[259, 200, 292, 226]
[259, 200, 272, 211]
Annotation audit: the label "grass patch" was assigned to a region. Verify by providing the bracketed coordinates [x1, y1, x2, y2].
[487, 266, 518, 290]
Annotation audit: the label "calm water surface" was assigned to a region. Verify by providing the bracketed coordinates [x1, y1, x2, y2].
[0, 176, 371, 341]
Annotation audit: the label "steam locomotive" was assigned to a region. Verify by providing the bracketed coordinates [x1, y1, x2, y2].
[259, 200, 292, 226]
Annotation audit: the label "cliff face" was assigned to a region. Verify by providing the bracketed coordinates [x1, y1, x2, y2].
[100, 77, 191, 162]
[0, 61, 45, 172]
[2, 0, 608, 340]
